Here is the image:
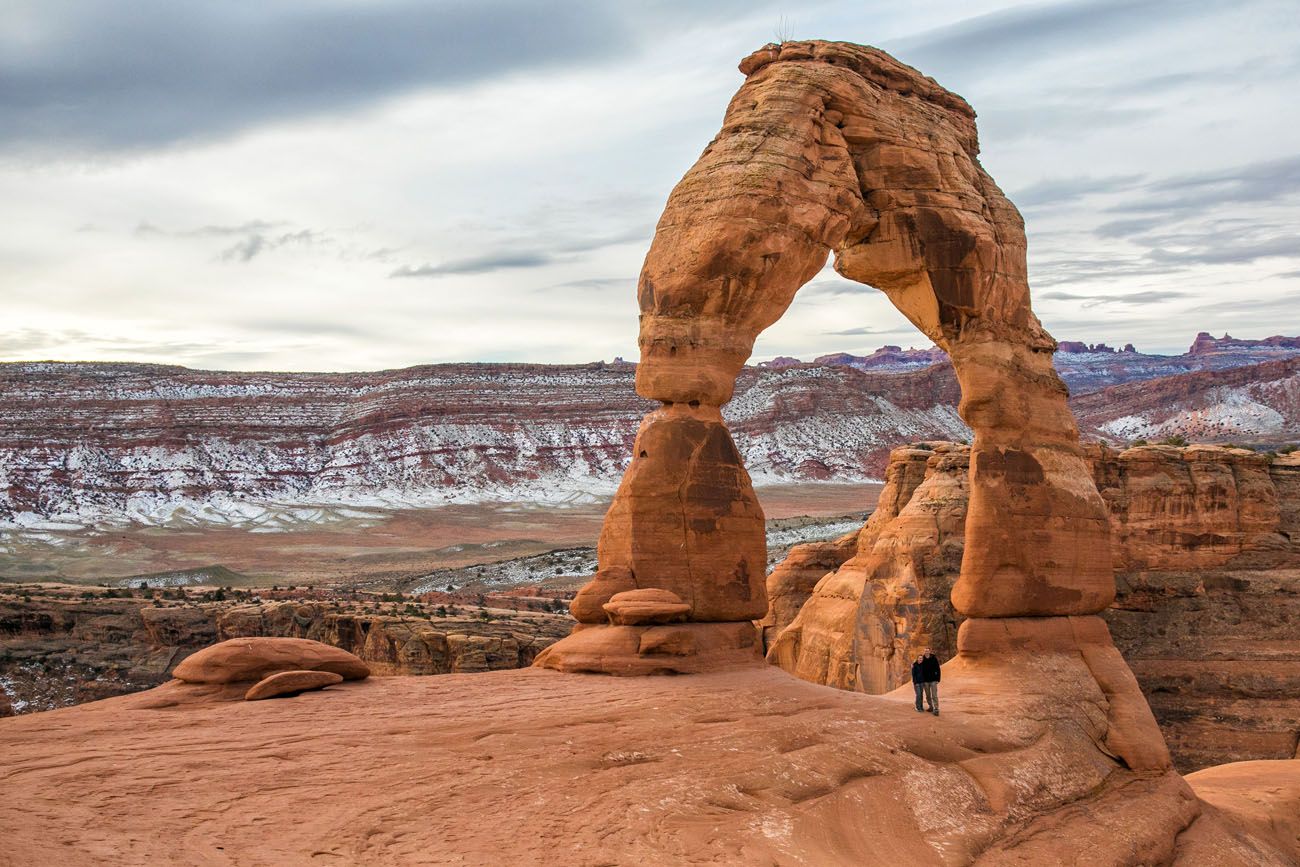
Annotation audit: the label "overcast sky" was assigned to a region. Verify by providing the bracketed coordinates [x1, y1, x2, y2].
[2, 0, 1298, 371]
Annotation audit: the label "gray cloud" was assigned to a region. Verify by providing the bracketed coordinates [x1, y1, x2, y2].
[888, 0, 1209, 77]
[543, 277, 636, 293]
[392, 224, 653, 279]
[800, 279, 876, 298]
[391, 252, 552, 279]
[236, 319, 374, 339]
[822, 326, 902, 337]
[1012, 173, 1143, 209]
[1186, 291, 1300, 314]
[0, 0, 630, 151]
[1110, 155, 1300, 215]
[0, 327, 235, 360]
[1038, 289, 1191, 307]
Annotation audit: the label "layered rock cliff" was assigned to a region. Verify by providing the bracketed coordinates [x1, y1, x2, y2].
[4, 341, 1297, 531]
[0, 360, 966, 528]
[765, 443, 1300, 771]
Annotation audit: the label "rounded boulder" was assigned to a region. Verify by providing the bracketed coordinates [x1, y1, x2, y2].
[173, 637, 370, 684]
[245, 670, 344, 701]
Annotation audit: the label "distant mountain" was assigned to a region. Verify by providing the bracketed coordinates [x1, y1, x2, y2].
[764, 332, 1300, 393]
[1073, 356, 1300, 444]
[2, 335, 1296, 529]
[0, 361, 965, 529]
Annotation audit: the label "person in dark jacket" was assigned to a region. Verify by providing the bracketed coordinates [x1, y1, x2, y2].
[919, 648, 941, 715]
[910, 654, 928, 712]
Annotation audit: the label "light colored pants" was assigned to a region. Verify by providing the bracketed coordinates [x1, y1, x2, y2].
[914, 681, 938, 711]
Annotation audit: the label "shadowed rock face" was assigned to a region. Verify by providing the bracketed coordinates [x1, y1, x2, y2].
[538, 39, 1112, 676]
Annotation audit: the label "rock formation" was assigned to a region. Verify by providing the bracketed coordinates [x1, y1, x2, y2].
[767, 442, 1300, 770]
[0, 592, 572, 715]
[172, 637, 370, 684]
[3, 665, 1298, 864]
[540, 39, 1113, 675]
[1073, 355, 1300, 444]
[244, 669, 343, 701]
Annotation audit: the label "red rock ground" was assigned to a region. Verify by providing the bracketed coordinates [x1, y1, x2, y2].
[2, 662, 1296, 865]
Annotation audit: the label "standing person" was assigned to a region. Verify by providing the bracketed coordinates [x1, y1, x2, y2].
[920, 648, 941, 715]
[910, 654, 927, 712]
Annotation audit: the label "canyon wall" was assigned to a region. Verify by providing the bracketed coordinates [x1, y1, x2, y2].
[0, 590, 570, 715]
[766, 443, 1300, 770]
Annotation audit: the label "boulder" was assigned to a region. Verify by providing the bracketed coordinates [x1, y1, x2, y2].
[172, 637, 370, 684]
[244, 670, 343, 701]
[602, 589, 690, 625]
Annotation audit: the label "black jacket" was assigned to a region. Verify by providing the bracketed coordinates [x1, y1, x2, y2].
[910, 660, 924, 684]
[920, 654, 941, 683]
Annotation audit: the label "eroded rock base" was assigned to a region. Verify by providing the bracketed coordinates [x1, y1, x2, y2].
[532, 621, 761, 675]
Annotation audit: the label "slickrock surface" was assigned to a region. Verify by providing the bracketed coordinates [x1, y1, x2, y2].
[172, 637, 370, 683]
[2, 660, 1296, 865]
[767, 443, 1300, 770]
[244, 669, 343, 700]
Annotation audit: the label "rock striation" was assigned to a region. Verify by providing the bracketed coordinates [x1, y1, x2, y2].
[767, 442, 1300, 771]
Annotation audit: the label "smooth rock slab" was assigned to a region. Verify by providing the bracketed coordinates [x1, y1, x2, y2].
[173, 637, 370, 684]
[245, 670, 344, 701]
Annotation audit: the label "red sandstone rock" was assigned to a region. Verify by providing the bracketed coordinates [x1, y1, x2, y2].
[172, 637, 370, 684]
[4, 659, 1297, 863]
[546, 39, 1114, 677]
[767, 440, 1300, 772]
[767, 443, 966, 690]
[581, 404, 768, 624]
[601, 588, 690, 625]
[244, 669, 343, 701]
[532, 621, 761, 676]
[756, 529, 857, 648]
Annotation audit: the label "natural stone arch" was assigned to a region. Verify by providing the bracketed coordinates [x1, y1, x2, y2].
[536, 40, 1114, 675]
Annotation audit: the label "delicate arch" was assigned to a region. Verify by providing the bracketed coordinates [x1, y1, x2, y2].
[536, 40, 1113, 675]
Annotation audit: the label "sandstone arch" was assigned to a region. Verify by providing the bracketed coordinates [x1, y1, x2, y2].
[536, 40, 1113, 675]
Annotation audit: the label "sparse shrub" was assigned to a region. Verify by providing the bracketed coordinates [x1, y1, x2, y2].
[1161, 435, 1188, 447]
[1131, 439, 1149, 447]
[435, 605, 448, 618]
[1280, 444, 1298, 455]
